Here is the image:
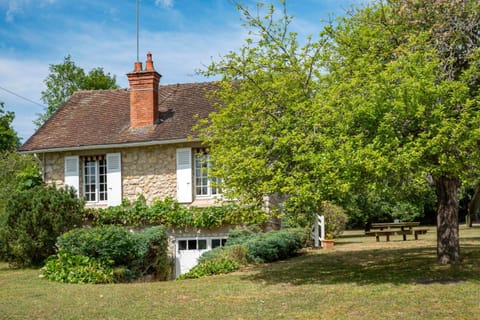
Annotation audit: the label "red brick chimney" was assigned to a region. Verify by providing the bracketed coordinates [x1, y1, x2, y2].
[127, 52, 161, 129]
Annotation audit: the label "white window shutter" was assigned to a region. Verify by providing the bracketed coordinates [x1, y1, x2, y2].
[64, 156, 79, 196]
[176, 148, 192, 203]
[106, 153, 122, 206]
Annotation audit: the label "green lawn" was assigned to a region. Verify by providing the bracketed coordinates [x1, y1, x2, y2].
[1, 225, 479, 319]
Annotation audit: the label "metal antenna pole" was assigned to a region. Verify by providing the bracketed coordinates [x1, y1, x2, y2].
[136, 0, 139, 62]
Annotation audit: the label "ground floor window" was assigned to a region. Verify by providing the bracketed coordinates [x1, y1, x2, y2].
[83, 155, 107, 203]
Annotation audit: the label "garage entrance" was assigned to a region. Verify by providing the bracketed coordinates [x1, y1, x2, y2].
[175, 237, 227, 277]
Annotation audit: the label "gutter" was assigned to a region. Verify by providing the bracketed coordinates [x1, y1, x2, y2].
[19, 137, 201, 154]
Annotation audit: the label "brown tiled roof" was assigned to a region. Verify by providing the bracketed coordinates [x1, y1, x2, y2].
[19, 82, 218, 152]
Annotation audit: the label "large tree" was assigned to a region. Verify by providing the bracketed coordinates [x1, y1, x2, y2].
[321, 0, 480, 264]
[35, 55, 119, 128]
[200, 0, 479, 264]
[198, 1, 326, 223]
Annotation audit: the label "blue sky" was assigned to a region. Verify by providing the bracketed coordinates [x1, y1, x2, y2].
[0, 0, 363, 142]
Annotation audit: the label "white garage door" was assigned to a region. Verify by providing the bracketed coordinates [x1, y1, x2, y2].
[175, 237, 227, 277]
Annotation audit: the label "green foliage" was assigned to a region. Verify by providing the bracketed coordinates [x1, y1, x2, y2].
[178, 227, 307, 280]
[320, 202, 348, 237]
[177, 258, 239, 280]
[0, 186, 83, 266]
[241, 228, 308, 263]
[56, 225, 169, 282]
[197, 244, 248, 265]
[0, 152, 41, 218]
[86, 196, 267, 228]
[36, 55, 118, 128]
[0, 102, 19, 152]
[196, 2, 325, 218]
[58, 225, 137, 266]
[41, 252, 114, 284]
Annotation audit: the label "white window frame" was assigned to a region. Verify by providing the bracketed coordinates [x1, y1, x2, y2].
[83, 157, 108, 204]
[194, 152, 220, 198]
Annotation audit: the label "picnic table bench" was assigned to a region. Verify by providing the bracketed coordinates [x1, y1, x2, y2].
[365, 222, 428, 242]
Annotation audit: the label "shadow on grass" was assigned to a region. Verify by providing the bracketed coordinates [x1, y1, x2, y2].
[241, 245, 480, 286]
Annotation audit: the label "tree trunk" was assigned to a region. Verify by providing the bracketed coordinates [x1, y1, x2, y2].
[467, 184, 480, 228]
[435, 176, 461, 264]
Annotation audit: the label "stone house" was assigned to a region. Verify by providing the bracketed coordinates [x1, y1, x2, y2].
[19, 53, 229, 277]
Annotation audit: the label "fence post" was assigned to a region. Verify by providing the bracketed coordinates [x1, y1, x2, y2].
[313, 214, 325, 248]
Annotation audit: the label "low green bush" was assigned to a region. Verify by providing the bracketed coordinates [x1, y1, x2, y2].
[0, 185, 84, 267]
[58, 225, 137, 267]
[177, 258, 239, 280]
[54, 225, 168, 282]
[241, 228, 308, 263]
[41, 252, 114, 284]
[197, 244, 248, 265]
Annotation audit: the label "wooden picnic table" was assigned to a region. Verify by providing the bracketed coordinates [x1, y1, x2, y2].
[366, 222, 427, 241]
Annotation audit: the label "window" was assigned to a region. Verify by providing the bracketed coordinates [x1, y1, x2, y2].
[83, 156, 107, 203]
[211, 238, 227, 249]
[194, 150, 219, 197]
[178, 239, 208, 251]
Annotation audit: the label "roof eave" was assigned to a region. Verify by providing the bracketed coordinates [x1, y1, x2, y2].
[19, 137, 201, 154]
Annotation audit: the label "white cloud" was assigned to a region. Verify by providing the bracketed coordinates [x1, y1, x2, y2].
[3, 0, 56, 22]
[155, 0, 174, 9]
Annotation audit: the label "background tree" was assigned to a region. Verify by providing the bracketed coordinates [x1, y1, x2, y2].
[321, 0, 480, 264]
[35, 55, 119, 128]
[0, 102, 19, 152]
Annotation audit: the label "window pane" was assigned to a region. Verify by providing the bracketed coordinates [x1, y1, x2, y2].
[198, 239, 207, 250]
[188, 240, 197, 250]
[212, 239, 221, 249]
[178, 240, 187, 251]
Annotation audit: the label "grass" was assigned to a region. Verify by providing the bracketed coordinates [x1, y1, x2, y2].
[1, 225, 479, 319]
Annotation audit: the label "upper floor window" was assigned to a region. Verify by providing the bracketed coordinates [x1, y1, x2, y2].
[194, 149, 219, 198]
[83, 155, 107, 203]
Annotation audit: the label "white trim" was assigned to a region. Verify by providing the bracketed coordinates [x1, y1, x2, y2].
[176, 147, 193, 203]
[19, 138, 200, 154]
[64, 156, 79, 195]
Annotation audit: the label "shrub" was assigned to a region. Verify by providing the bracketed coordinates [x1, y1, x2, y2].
[320, 201, 348, 238]
[58, 225, 137, 267]
[0, 185, 83, 267]
[242, 228, 308, 263]
[177, 259, 239, 280]
[41, 252, 114, 284]
[55, 225, 168, 282]
[197, 244, 248, 265]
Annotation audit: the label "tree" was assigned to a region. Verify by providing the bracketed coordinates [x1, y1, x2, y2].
[35, 55, 119, 128]
[321, 0, 480, 264]
[198, 1, 326, 221]
[200, 0, 479, 264]
[0, 102, 19, 152]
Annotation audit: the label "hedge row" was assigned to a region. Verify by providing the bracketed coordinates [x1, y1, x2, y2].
[85, 196, 268, 228]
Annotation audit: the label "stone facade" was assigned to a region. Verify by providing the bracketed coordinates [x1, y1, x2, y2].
[38, 142, 208, 207]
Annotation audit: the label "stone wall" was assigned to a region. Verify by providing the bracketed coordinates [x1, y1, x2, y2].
[39, 143, 208, 207]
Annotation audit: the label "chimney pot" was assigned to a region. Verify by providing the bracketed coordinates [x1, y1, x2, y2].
[133, 61, 143, 72]
[145, 51, 155, 71]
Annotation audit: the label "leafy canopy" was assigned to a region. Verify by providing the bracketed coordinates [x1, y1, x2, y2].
[35, 55, 119, 128]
